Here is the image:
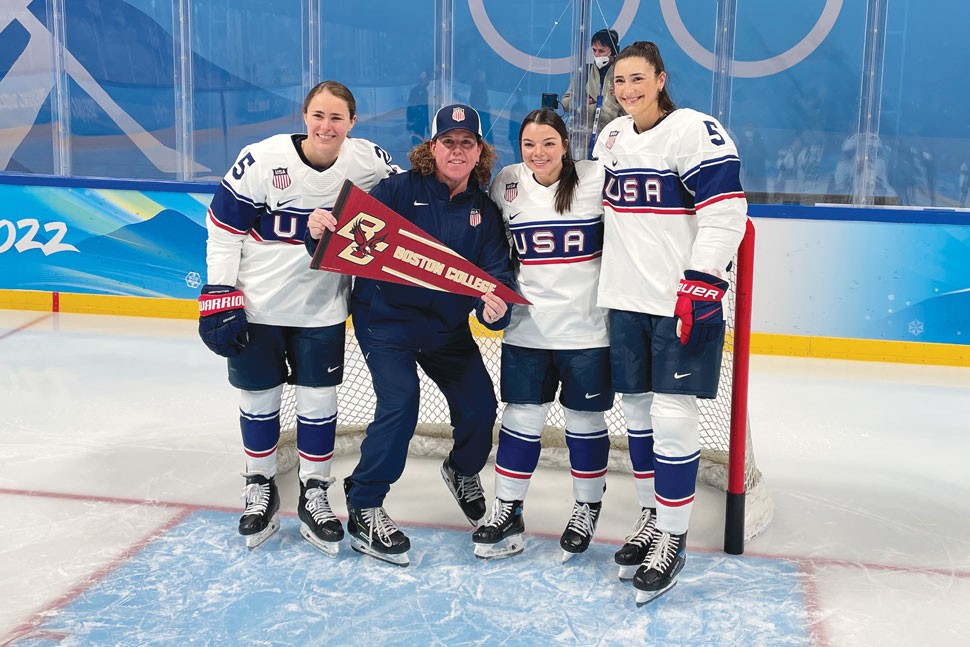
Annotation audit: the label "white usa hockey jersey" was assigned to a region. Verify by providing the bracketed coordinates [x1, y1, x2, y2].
[489, 160, 609, 350]
[206, 134, 393, 327]
[593, 109, 747, 316]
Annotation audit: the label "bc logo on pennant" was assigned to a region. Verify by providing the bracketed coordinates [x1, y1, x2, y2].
[469, 208, 481, 228]
[504, 182, 518, 202]
[452, 107, 465, 122]
[272, 167, 291, 190]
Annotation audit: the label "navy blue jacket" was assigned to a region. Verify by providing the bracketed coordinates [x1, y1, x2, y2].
[307, 171, 515, 339]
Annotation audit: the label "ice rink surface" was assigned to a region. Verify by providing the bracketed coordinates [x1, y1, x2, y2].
[1, 310, 969, 646]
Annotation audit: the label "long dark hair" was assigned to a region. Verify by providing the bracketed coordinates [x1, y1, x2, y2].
[517, 108, 579, 214]
[616, 41, 676, 114]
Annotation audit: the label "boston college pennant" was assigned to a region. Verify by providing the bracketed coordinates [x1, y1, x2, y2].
[310, 180, 529, 305]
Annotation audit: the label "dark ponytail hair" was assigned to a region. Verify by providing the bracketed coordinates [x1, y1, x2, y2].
[616, 41, 676, 114]
[517, 108, 579, 214]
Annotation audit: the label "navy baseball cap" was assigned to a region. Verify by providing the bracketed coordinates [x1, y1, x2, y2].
[431, 104, 483, 139]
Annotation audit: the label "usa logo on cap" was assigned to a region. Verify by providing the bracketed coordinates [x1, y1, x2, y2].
[504, 182, 518, 202]
[452, 106, 465, 122]
[272, 167, 291, 190]
[469, 208, 481, 228]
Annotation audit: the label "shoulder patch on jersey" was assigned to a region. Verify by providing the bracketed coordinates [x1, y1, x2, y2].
[272, 167, 291, 190]
[504, 182, 518, 202]
[605, 130, 620, 150]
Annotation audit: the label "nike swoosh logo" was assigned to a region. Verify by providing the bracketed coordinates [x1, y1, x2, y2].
[673, 372, 692, 380]
[276, 197, 298, 209]
[414, 201, 429, 206]
[611, 160, 618, 167]
[509, 212, 523, 221]
[327, 365, 341, 373]
[584, 392, 600, 399]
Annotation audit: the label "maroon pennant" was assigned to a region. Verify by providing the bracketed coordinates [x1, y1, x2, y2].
[310, 181, 529, 305]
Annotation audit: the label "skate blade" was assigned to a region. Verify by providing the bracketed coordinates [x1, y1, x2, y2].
[473, 536, 524, 560]
[243, 516, 280, 549]
[300, 524, 340, 558]
[561, 549, 580, 564]
[350, 538, 410, 567]
[616, 564, 638, 581]
[634, 580, 677, 607]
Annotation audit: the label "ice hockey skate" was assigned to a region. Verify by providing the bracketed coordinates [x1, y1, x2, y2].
[614, 507, 657, 580]
[238, 473, 280, 549]
[559, 500, 602, 563]
[440, 458, 486, 525]
[633, 530, 687, 606]
[472, 498, 525, 559]
[344, 478, 410, 566]
[298, 477, 344, 557]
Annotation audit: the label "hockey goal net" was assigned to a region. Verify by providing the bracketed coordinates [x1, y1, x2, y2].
[279, 219, 771, 552]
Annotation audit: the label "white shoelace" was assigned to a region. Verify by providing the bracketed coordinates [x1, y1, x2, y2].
[625, 509, 656, 547]
[482, 499, 514, 528]
[565, 503, 597, 537]
[644, 531, 678, 572]
[242, 482, 270, 515]
[456, 473, 484, 503]
[362, 507, 400, 547]
[305, 486, 336, 524]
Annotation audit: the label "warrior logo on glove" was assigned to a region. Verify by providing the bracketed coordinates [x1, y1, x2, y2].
[198, 285, 249, 357]
[674, 270, 729, 347]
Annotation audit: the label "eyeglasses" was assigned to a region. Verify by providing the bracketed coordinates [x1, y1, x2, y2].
[436, 136, 479, 150]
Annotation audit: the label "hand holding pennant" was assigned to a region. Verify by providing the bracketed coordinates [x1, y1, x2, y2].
[310, 180, 529, 305]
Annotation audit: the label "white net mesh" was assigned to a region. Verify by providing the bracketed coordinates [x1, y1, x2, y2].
[279, 246, 772, 541]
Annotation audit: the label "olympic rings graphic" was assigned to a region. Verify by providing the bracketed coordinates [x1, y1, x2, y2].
[467, 0, 639, 75]
[661, 0, 843, 78]
[469, 0, 842, 78]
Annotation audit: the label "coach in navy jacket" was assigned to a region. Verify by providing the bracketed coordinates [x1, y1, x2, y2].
[306, 104, 515, 556]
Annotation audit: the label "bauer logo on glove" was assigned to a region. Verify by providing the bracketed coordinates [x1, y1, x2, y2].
[198, 284, 249, 357]
[674, 270, 729, 347]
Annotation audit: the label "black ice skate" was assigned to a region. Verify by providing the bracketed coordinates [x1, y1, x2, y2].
[472, 498, 525, 559]
[238, 473, 280, 549]
[633, 530, 687, 606]
[559, 500, 602, 563]
[298, 477, 344, 557]
[614, 507, 657, 580]
[344, 477, 410, 566]
[440, 458, 486, 525]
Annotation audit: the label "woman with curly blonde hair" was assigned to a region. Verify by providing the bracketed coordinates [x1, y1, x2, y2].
[307, 103, 516, 566]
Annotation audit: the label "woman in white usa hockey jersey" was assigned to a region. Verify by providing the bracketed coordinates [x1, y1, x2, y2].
[592, 42, 747, 604]
[198, 81, 394, 554]
[473, 108, 614, 562]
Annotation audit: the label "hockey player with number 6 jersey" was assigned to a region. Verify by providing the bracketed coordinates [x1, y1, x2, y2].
[593, 42, 747, 605]
[201, 81, 394, 554]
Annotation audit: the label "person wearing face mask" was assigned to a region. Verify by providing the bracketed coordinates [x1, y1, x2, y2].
[473, 108, 612, 563]
[199, 81, 395, 555]
[306, 103, 516, 567]
[561, 28, 623, 155]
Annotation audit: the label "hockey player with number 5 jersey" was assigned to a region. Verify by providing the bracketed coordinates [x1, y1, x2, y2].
[593, 42, 747, 604]
[199, 81, 394, 554]
[474, 108, 614, 563]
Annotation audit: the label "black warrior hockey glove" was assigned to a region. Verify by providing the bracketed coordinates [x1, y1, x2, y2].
[198, 284, 248, 357]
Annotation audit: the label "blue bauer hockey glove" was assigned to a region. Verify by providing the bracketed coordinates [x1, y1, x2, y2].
[198, 284, 248, 357]
[673, 270, 729, 346]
